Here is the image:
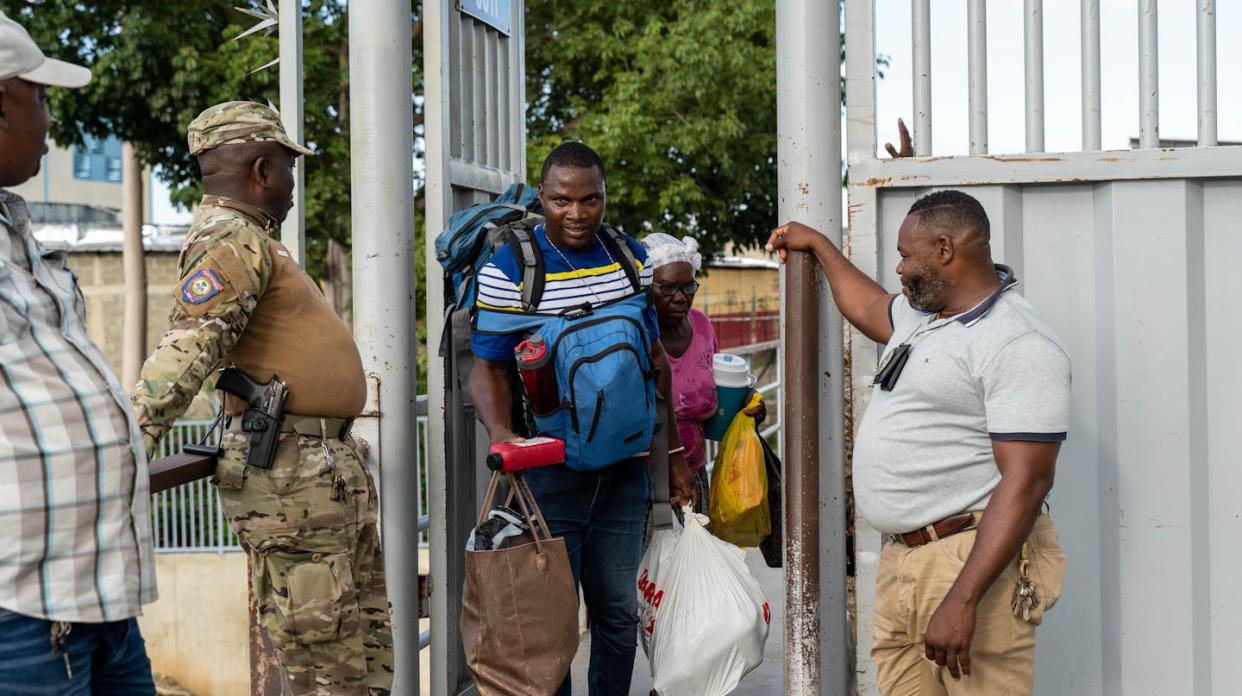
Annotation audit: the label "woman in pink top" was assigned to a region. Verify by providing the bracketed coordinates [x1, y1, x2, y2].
[642, 234, 764, 514]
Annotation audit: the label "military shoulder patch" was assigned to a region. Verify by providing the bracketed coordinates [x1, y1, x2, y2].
[181, 268, 225, 305]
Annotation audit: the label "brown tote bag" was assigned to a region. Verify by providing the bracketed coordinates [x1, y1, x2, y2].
[460, 472, 579, 695]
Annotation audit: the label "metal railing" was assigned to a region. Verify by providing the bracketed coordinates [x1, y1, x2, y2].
[904, 0, 1219, 155]
[152, 407, 433, 553]
[150, 420, 237, 553]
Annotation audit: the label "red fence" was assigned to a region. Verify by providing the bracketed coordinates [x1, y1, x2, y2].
[707, 310, 780, 351]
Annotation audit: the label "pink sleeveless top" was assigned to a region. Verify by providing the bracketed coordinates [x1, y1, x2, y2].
[666, 309, 719, 472]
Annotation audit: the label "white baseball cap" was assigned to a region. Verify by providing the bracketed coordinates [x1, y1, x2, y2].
[0, 11, 91, 88]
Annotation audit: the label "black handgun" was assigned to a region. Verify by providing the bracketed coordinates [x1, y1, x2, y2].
[215, 366, 289, 470]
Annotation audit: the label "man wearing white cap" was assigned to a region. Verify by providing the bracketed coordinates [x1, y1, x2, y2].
[0, 11, 158, 694]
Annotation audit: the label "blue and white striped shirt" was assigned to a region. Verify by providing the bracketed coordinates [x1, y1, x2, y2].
[472, 224, 658, 361]
[0, 190, 156, 622]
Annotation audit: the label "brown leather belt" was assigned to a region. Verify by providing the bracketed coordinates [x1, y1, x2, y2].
[891, 511, 983, 548]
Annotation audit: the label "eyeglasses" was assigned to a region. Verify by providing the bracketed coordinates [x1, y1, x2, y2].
[652, 281, 700, 297]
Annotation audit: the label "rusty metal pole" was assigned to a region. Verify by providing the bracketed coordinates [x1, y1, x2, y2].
[777, 0, 848, 694]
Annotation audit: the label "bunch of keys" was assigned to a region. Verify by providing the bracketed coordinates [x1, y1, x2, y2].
[1011, 542, 1041, 622]
[50, 621, 73, 679]
[322, 440, 347, 502]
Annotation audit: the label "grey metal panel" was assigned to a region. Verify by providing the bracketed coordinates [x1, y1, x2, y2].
[471, 22, 486, 164]
[426, 2, 527, 694]
[497, 36, 511, 171]
[859, 176, 1242, 694]
[850, 146, 1242, 188]
[485, 34, 499, 168]
[1016, 184, 1107, 693]
[1201, 180, 1242, 691]
[448, 14, 515, 171]
[448, 14, 463, 159]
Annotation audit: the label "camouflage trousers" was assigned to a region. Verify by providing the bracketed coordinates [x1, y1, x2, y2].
[214, 429, 394, 695]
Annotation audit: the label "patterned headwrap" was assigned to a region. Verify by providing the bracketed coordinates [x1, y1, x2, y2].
[641, 233, 703, 274]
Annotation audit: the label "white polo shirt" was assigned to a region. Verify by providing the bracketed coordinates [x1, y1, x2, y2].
[853, 266, 1072, 534]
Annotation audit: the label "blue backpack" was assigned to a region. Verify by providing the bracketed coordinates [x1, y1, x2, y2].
[475, 293, 658, 471]
[437, 184, 657, 470]
[435, 182, 542, 309]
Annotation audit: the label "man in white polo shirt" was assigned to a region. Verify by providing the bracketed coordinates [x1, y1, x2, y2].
[767, 190, 1069, 695]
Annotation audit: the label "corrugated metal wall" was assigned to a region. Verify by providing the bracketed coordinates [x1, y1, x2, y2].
[852, 176, 1242, 695]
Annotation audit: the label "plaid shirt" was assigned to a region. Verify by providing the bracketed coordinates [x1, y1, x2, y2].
[0, 190, 156, 622]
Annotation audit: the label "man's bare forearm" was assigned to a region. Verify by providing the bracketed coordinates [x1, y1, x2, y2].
[468, 358, 516, 444]
[947, 467, 1052, 605]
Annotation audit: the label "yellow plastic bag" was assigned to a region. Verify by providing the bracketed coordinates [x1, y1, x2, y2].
[709, 393, 771, 547]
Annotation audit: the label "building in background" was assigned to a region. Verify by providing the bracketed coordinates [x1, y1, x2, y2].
[698, 255, 779, 351]
[7, 136, 198, 398]
[9, 134, 153, 224]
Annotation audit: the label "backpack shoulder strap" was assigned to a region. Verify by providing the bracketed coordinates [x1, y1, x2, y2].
[598, 225, 643, 293]
[649, 387, 674, 529]
[507, 224, 545, 311]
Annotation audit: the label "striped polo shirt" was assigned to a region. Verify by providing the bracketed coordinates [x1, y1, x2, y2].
[471, 223, 658, 361]
[0, 191, 156, 622]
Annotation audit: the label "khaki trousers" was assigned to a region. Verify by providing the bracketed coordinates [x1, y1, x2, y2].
[872, 514, 1067, 696]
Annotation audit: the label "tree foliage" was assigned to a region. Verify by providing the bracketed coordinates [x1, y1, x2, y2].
[525, 0, 777, 255]
[0, 0, 423, 283]
[6, 0, 877, 388]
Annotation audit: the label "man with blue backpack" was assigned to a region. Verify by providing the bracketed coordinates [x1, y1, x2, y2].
[467, 142, 696, 695]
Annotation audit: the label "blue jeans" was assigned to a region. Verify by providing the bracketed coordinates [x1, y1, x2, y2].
[523, 458, 651, 696]
[0, 609, 155, 695]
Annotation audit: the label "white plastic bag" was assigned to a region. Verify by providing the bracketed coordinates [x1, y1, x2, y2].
[637, 509, 770, 696]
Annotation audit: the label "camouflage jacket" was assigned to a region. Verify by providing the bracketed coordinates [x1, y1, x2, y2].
[130, 195, 275, 458]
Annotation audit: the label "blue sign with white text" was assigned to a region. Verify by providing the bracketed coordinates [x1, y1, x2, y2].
[459, 0, 511, 36]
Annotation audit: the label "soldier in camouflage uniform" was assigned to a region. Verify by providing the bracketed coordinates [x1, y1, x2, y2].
[131, 102, 393, 695]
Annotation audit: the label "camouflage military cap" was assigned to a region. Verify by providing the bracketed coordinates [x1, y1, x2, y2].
[187, 101, 313, 157]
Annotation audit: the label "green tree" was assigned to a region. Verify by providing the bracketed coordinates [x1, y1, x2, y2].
[4, 0, 428, 386]
[526, 0, 777, 254]
[526, 0, 880, 255]
[2, 0, 424, 289]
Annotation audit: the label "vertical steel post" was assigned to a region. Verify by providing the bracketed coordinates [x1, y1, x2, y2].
[348, 1, 417, 692]
[278, 0, 305, 265]
[777, 0, 847, 693]
[1138, 0, 1159, 148]
[1197, 0, 1217, 147]
[967, 0, 988, 155]
[121, 142, 146, 388]
[1024, 0, 1045, 153]
[423, 3, 453, 692]
[911, 0, 932, 156]
[1081, 0, 1102, 151]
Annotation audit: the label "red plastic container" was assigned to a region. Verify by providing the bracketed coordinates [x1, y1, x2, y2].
[515, 334, 560, 417]
[486, 437, 566, 472]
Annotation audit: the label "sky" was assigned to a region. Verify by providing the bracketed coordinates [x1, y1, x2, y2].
[153, 0, 1241, 223]
[873, 0, 1242, 155]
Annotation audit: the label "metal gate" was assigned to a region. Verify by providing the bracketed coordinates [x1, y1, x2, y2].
[843, 1, 1241, 694]
[424, 1, 527, 693]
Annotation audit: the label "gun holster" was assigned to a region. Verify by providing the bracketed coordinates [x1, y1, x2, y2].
[237, 409, 283, 470]
[215, 366, 289, 470]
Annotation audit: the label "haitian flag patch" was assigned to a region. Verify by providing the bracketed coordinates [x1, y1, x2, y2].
[180, 268, 224, 305]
